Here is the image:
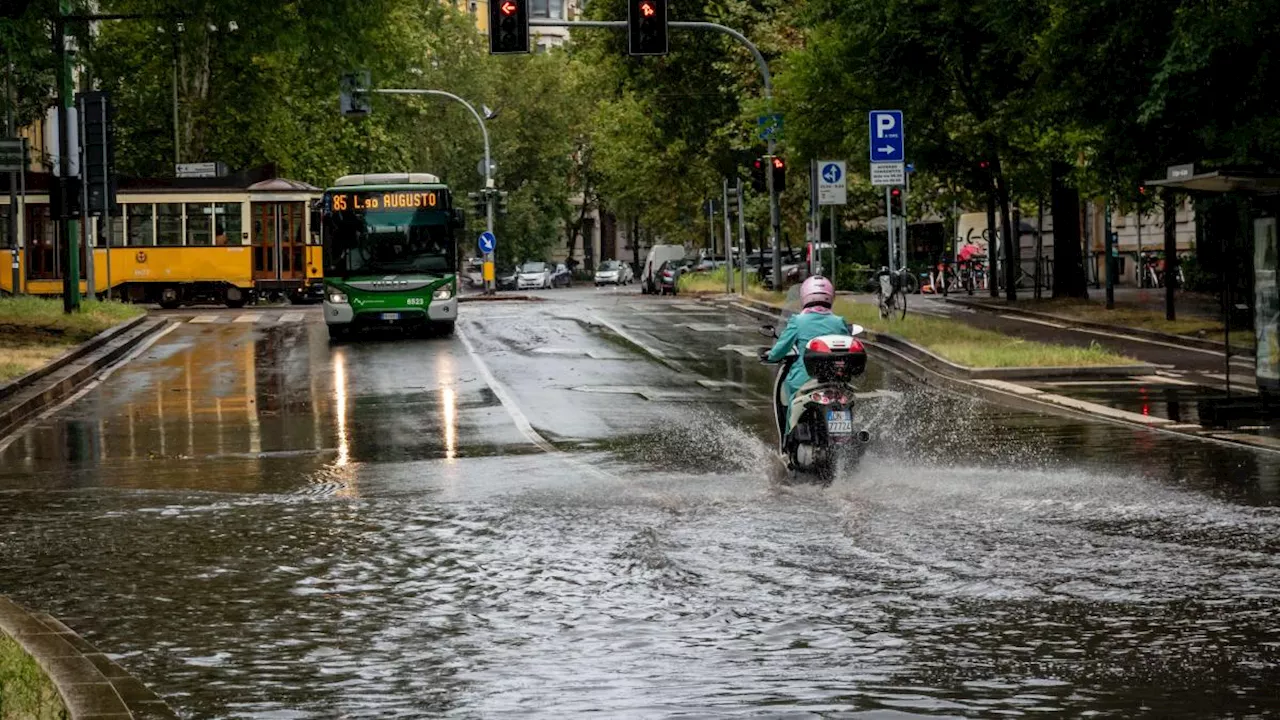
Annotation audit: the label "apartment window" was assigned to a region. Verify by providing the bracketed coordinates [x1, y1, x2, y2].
[156, 203, 183, 246]
[127, 204, 154, 246]
[532, 0, 562, 18]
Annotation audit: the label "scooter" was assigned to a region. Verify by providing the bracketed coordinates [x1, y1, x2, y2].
[759, 324, 872, 484]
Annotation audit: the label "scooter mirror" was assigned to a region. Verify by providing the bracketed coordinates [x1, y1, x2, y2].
[848, 324, 865, 337]
[759, 325, 777, 338]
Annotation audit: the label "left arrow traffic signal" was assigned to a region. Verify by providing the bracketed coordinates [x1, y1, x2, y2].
[489, 0, 530, 55]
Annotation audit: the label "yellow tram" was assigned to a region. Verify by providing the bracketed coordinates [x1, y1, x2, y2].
[0, 172, 324, 308]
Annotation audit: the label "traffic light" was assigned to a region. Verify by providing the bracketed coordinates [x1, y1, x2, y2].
[751, 157, 767, 193]
[889, 186, 903, 213]
[468, 191, 486, 219]
[496, 191, 509, 217]
[339, 71, 370, 117]
[628, 0, 668, 56]
[78, 91, 117, 215]
[771, 156, 786, 193]
[489, 0, 530, 55]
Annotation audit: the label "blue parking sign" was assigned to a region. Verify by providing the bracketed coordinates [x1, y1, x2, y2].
[868, 110, 905, 163]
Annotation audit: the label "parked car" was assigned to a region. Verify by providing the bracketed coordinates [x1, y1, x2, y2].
[517, 261, 554, 290]
[640, 244, 688, 294]
[462, 258, 485, 289]
[657, 259, 693, 295]
[594, 259, 634, 286]
[551, 262, 573, 288]
[497, 264, 518, 291]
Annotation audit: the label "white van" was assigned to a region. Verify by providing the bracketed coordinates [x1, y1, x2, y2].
[640, 244, 688, 294]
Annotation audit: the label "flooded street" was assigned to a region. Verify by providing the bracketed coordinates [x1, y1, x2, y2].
[2, 288, 1279, 718]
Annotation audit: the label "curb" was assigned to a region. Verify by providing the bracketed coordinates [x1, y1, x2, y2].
[719, 296, 1156, 380]
[459, 294, 545, 303]
[0, 595, 178, 719]
[0, 317, 171, 441]
[0, 314, 147, 403]
[719, 296, 1280, 455]
[944, 297, 1255, 358]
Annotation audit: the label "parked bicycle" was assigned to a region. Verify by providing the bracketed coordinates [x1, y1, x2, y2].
[958, 256, 988, 295]
[876, 266, 908, 320]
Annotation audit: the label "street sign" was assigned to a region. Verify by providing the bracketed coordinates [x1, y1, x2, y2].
[1167, 163, 1195, 180]
[817, 160, 846, 206]
[870, 162, 905, 186]
[175, 162, 225, 178]
[478, 231, 496, 255]
[0, 139, 25, 172]
[757, 113, 783, 141]
[477, 159, 498, 178]
[868, 110, 904, 163]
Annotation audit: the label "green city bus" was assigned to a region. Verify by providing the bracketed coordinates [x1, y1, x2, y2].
[319, 173, 465, 340]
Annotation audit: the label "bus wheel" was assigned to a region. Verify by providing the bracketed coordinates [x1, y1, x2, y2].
[158, 286, 182, 310]
[225, 287, 247, 309]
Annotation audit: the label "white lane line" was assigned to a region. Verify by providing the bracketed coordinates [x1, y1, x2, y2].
[1037, 392, 1175, 425]
[455, 322, 557, 454]
[189, 315, 218, 324]
[1001, 314, 1066, 329]
[589, 314, 690, 373]
[1133, 374, 1198, 386]
[280, 312, 305, 323]
[0, 322, 181, 455]
[974, 379, 1044, 396]
[234, 313, 262, 323]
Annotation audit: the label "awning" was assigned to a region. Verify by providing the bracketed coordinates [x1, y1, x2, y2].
[1145, 170, 1280, 196]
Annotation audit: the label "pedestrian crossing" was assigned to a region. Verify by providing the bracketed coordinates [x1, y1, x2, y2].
[183, 311, 312, 325]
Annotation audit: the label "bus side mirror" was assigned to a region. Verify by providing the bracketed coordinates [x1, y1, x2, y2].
[451, 209, 466, 230]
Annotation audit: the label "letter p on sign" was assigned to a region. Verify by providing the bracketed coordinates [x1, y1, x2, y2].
[877, 114, 895, 137]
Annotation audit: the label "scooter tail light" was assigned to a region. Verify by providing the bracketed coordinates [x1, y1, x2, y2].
[808, 338, 831, 353]
[849, 339, 865, 353]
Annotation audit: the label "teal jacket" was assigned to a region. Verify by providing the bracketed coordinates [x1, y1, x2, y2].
[767, 309, 852, 394]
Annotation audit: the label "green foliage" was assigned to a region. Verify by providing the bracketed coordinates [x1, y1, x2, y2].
[0, 634, 67, 720]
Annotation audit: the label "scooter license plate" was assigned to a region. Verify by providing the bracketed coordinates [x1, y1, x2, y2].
[827, 410, 853, 434]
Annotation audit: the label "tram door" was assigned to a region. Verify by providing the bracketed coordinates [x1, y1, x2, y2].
[251, 202, 306, 288]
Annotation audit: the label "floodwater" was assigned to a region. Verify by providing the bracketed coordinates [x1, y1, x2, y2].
[1, 289, 1278, 718]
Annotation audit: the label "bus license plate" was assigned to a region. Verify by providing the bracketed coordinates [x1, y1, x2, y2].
[380, 313, 401, 321]
[827, 410, 853, 435]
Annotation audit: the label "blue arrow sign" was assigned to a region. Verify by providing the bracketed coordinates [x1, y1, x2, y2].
[821, 163, 843, 184]
[478, 231, 496, 255]
[868, 110, 905, 163]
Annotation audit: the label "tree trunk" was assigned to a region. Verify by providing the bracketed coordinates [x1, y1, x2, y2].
[1051, 161, 1088, 298]
[631, 216, 641, 271]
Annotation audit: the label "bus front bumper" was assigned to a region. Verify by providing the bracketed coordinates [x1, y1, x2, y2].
[323, 297, 457, 326]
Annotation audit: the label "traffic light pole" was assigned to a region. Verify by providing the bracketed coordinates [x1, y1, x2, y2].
[529, 18, 782, 289]
[368, 88, 494, 293]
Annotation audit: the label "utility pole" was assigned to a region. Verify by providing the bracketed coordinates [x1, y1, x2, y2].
[722, 178, 732, 293]
[55, 0, 80, 312]
[736, 177, 746, 294]
[1104, 197, 1115, 309]
[5, 30, 18, 296]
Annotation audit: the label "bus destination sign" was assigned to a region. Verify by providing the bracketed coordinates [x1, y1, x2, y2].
[330, 191, 441, 211]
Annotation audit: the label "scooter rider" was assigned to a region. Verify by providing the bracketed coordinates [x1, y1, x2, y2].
[758, 276, 851, 424]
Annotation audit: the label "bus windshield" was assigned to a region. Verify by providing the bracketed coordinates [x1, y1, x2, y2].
[323, 206, 455, 277]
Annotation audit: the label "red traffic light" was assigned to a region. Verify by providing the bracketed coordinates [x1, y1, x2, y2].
[772, 157, 785, 170]
[1139, 185, 1148, 195]
[500, 0, 518, 15]
[639, 0, 656, 17]
[978, 160, 990, 170]
[890, 187, 902, 197]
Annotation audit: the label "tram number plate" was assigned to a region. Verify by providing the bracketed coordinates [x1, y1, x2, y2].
[826, 410, 853, 435]
[380, 313, 401, 321]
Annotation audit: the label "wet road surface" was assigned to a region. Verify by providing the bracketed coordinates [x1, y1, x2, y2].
[2, 286, 1280, 718]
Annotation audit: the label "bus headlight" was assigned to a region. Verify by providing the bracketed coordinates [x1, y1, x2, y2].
[327, 290, 349, 304]
[432, 286, 453, 301]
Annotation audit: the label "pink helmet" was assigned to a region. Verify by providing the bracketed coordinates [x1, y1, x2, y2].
[800, 275, 834, 308]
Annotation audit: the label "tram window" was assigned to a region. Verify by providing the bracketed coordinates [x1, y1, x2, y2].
[105, 215, 124, 246]
[127, 204, 154, 246]
[25, 203, 58, 279]
[0, 204, 9, 242]
[215, 203, 242, 245]
[156, 203, 182, 246]
[186, 203, 212, 246]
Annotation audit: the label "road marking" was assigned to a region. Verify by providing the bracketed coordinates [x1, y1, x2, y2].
[188, 315, 219, 324]
[974, 379, 1043, 396]
[234, 313, 262, 323]
[698, 380, 745, 389]
[455, 322, 557, 453]
[1001, 314, 1066, 329]
[1041, 380, 1150, 386]
[1165, 423, 1204, 431]
[1133, 374, 1198, 386]
[588, 314, 690, 373]
[280, 312, 305, 323]
[719, 344, 761, 357]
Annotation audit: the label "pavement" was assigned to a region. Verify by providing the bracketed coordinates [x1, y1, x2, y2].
[2, 285, 1280, 718]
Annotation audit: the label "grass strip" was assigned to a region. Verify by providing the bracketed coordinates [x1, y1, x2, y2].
[0, 633, 67, 720]
[0, 297, 145, 382]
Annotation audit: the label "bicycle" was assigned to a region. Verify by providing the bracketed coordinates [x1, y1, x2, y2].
[958, 257, 987, 295]
[876, 268, 908, 320]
